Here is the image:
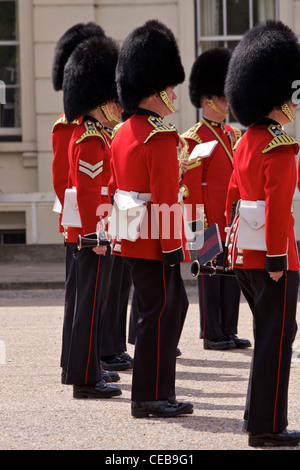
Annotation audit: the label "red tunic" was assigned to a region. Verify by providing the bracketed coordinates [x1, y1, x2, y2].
[109, 112, 190, 265]
[226, 120, 299, 271]
[181, 118, 241, 241]
[52, 113, 81, 232]
[101, 126, 113, 209]
[67, 116, 110, 243]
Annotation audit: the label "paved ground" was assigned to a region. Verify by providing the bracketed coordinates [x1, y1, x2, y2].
[0, 262, 300, 452]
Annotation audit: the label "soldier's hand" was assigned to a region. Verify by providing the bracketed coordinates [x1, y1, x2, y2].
[269, 271, 283, 282]
[93, 246, 107, 256]
[181, 158, 189, 174]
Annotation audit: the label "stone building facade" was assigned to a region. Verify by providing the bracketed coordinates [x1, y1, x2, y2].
[0, 0, 299, 252]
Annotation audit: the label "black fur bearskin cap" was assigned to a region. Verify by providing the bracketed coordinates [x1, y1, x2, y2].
[52, 22, 106, 91]
[225, 20, 300, 127]
[189, 48, 232, 108]
[116, 19, 185, 113]
[63, 35, 119, 123]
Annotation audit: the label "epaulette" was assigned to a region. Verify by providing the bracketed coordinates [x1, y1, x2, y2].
[76, 121, 106, 145]
[143, 116, 178, 144]
[181, 123, 203, 145]
[52, 114, 80, 133]
[111, 122, 124, 140]
[262, 124, 299, 154]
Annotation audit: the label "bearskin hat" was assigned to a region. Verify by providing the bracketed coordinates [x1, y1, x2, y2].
[189, 48, 232, 108]
[116, 19, 185, 113]
[52, 22, 106, 91]
[225, 20, 300, 127]
[63, 35, 119, 123]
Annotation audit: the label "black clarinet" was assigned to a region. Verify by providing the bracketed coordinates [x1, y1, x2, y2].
[191, 262, 235, 278]
[77, 235, 111, 251]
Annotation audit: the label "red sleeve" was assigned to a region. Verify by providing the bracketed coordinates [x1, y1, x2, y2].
[146, 133, 186, 265]
[52, 124, 76, 232]
[225, 167, 240, 225]
[264, 146, 297, 270]
[74, 137, 104, 236]
[52, 125, 74, 205]
[181, 138, 204, 225]
[108, 156, 117, 202]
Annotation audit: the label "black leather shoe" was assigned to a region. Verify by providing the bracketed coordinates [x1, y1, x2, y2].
[228, 335, 251, 349]
[131, 399, 193, 418]
[249, 429, 300, 447]
[73, 380, 122, 399]
[176, 347, 182, 357]
[102, 370, 120, 382]
[204, 337, 236, 350]
[118, 351, 134, 365]
[101, 354, 132, 371]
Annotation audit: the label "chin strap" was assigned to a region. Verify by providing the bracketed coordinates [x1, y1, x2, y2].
[100, 103, 122, 124]
[159, 91, 175, 113]
[207, 98, 228, 119]
[281, 103, 295, 122]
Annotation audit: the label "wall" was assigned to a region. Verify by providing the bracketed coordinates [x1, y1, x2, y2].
[3, 0, 300, 247]
[0, 0, 195, 245]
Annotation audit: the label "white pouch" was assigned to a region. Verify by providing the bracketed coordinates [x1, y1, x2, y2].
[53, 196, 62, 214]
[108, 190, 150, 242]
[61, 187, 82, 228]
[236, 200, 266, 251]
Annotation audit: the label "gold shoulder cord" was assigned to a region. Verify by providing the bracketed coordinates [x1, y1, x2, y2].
[202, 117, 233, 163]
[178, 135, 189, 180]
[181, 124, 203, 172]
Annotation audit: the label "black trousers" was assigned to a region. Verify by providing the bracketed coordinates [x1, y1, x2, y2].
[234, 268, 298, 434]
[66, 246, 112, 385]
[100, 255, 132, 356]
[60, 242, 77, 370]
[124, 258, 187, 402]
[198, 248, 241, 339]
[128, 268, 188, 348]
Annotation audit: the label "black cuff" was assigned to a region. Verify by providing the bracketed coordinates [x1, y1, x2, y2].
[265, 254, 287, 272]
[162, 247, 184, 266]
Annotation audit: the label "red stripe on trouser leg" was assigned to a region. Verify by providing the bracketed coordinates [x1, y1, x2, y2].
[85, 255, 101, 384]
[156, 263, 167, 400]
[201, 276, 206, 338]
[273, 271, 287, 432]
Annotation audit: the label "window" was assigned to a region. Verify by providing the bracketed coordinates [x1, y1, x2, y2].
[195, 0, 279, 123]
[0, 0, 21, 141]
[195, 0, 279, 52]
[0, 212, 26, 244]
[0, 229, 26, 244]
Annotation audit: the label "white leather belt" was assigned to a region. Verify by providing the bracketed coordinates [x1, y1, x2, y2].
[117, 189, 183, 204]
[118, 190, 152, 202]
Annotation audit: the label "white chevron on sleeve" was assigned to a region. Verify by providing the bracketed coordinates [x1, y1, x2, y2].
[79, 159, 103, 179]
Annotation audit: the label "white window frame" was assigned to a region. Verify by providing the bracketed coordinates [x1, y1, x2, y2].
[194, 0, 279, 124]
[195, 0, 279, 53]
[0, 0, 21, 138]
